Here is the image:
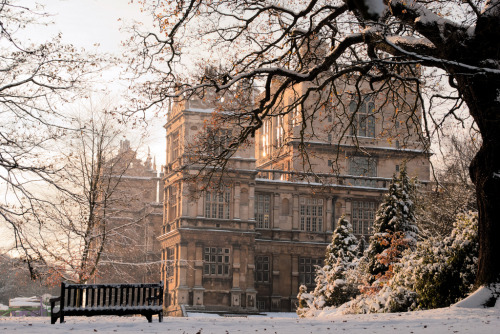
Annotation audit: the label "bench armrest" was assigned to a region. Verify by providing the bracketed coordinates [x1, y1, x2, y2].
[50, 296, 61, 303]
[50, 296, 61, 310]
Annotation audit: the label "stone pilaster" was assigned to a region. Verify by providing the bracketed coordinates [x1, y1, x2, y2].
[234, 182, 241, 219]
[292, 194, 299, 230]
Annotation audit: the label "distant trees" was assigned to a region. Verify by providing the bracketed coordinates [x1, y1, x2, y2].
[0, 253, 58, 304]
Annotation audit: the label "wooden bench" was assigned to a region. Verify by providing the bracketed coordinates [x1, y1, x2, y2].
[50, 282, 163, 324]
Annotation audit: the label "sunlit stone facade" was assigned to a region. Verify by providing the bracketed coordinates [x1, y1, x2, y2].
[159, 84, 430, 316]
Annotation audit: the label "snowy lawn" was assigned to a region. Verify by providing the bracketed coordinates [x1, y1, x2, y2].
[0, 306, 499, 334]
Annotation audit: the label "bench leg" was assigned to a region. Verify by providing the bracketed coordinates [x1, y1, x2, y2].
[159, 312, 163, 323]
[146, 314, 152, 323]
[60, 314, 64, 324]
[51, 315, 57, 325]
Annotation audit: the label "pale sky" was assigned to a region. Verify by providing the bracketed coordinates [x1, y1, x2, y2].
[22, 0, 167, 167]
[25, 0, 149, 52]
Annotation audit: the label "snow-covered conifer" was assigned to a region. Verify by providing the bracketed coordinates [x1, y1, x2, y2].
[364, 165, 418, 280]
[311, 216, 359, 308]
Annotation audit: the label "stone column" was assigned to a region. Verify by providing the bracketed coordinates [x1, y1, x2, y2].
[180, 182, 188, 218]
[234, 182, 241, 220]
[344, 198, 352, 220]
[292, 194, 299, 230]
[248, 182, 255, 222]
[271, 253, 281, 302]
[196, 193, 204, 217]
[232, 244, 241, 289]
[193, 243, 205, 306]
[273, 193, 280, 229]
[176, 242, 189, 306]
[326, 196, 333, 233]
[290, 254, 299, 297]
[231, 244, 242, 308]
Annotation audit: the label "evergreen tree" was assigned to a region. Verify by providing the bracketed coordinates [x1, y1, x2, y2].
[326, 216, 358, 266]
[311, 216, 359, 308]
[364, 165, 418, 280]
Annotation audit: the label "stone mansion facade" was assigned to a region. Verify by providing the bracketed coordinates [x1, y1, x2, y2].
[159, 82, 430, 316]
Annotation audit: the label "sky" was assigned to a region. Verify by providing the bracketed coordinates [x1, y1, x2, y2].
[24, 0, 149, 52]
[0, 0, 166, 250]
[21, 0, 167, 167]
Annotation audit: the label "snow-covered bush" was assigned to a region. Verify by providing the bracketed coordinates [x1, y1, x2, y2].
[392, 211, 479, 309]
[345, 212, 478, 314]
[296, 285, 314, 317]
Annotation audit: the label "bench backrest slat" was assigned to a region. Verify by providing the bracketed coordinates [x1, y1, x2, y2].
[108, 287, 113, 307]
[102, 287, 107, 307]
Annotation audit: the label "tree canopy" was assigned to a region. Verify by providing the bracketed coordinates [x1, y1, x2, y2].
[129, 0, 500, 286]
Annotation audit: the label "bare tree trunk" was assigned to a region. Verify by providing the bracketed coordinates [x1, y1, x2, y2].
[461, 73, 500, 285]
[470, 139, 500, 285]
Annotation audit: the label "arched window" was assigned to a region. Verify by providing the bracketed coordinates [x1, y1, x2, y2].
[281, 198, 290, 216]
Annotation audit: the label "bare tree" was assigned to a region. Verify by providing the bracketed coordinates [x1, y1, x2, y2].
[0, 0, 105, 274]
[10, 107, 145, 283]
[418, 131, 480, 237]
[126, 0, 500, 286]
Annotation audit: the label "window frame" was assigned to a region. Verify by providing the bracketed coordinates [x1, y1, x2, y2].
[167, 185, 179, 222]
[169, 130, 180, 161]
[299, 257, 322, 287]
[349, 96, 376, 138]
[255, 255, 271, 283]
[255, 193, 271, 229]
[203, 247, 231, 277]
[165, 247, 175, 278]
[351, 200, 377, 235]
[348, 156, 377, 187]
[299, 197, 324, 232]
[205, 189, 231, 219]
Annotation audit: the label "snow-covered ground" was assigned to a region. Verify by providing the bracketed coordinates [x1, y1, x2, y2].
[0, 306, 498, 334]
[1, 287, 499, 333]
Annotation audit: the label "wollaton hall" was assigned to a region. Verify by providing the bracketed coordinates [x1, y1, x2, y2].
[156, 79, 430, 316]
